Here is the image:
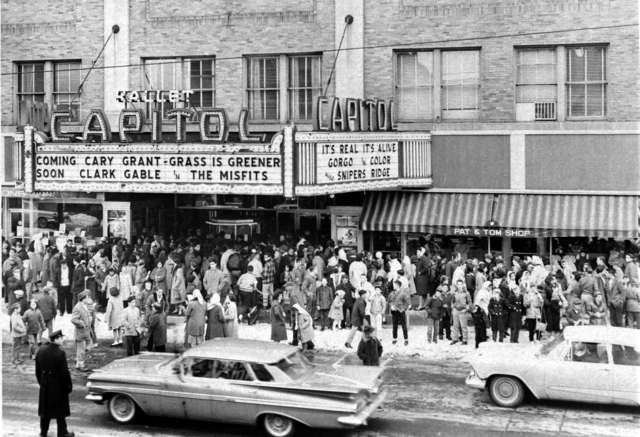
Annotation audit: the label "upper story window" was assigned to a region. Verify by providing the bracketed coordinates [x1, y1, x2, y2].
[16, 61, 82, 122]
[142, 57, 215, 119]
[245, 54, 322, 122]
[396, 52, 434, 121]
[567, 46, 606, 118]
[394, 49, 480, 122]
[516, 49, 557, 104]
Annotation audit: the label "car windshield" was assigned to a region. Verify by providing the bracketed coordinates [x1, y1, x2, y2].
[540, 333, 565, 356]
[271, 352, 314, 380]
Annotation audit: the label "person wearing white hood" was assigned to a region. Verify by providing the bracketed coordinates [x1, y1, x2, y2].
[185, 290, 206, 347]
[292, 304, 315, 351]
[531, 256, 548, 286]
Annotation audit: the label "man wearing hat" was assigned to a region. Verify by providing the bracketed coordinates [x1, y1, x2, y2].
[10, 302, 27, 364]
[70, 291, 91, 372]
[357, 325, 383, 366]
[71, 257, 86, 308]
[35, 329, 75, 437]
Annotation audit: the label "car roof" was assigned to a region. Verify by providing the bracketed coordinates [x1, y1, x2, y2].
[181, 338, 298, 364]
[563, 326, 640, 347]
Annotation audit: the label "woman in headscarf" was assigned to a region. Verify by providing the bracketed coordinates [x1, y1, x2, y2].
[402, 255, 417, 296]
[474, 281, 492, 338]
[223, 294, 239, 338]
[185, 289, 206, 347]
[170, 261, 186, 315]
[205, 293, 226, 340]
[270, 291, 288, 343]
[293, 303, 315, 351]
[151, 260, 167, 293]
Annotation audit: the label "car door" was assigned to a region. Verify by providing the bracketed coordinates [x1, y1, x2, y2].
[544, 341, 613, 403]
[611, 344, 640, 406]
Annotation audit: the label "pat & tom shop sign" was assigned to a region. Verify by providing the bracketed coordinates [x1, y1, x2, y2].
[24, 95, 432, 197]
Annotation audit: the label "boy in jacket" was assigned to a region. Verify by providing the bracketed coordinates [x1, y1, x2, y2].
[10, 303, 27, 364]
[450, 279, 472, 345]
[23, 299, 46, 359]
[388, 280, 411, 346]
[357, 325, 383, 366]
[488, 287, 506, 342]
[425, 289, 443, 343]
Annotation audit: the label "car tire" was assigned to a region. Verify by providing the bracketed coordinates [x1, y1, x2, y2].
[489, 376, 525, 408]
[37, 217, 48, 228]
[108, 394, 138, 424]
[261, 413, 297, 437]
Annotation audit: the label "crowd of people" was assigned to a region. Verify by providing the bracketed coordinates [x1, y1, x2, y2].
[3, 231, 640, 368]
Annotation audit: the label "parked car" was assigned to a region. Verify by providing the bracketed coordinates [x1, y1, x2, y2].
[466, 326, 640, 408]
[86, 338, 387, 437]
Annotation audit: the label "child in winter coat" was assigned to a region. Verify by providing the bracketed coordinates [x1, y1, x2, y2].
[357, 325, 383, 366]
[105, 287, 124, 346]
[329, 289, 345, 330]
[488, 287, 506, 342]
[10, 303, 27, 364]
[425, 289, 443, 343]
[23, 299, 45, 359]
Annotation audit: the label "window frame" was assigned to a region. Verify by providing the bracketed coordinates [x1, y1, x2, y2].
[565, 45, 608, 119]
[14, 60, 83, 125]
[244, 53, 323, 124]
[515, 48, 558, 105]
[287, 55, 322, 122]
[394, 51, 435, 122]
[441, 50, 481, 120]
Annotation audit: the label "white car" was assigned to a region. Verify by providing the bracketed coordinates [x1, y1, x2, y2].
[466, 326, 640, 408]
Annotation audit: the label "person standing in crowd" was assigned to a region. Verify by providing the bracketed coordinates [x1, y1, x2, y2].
[450, 279, 471, 346]
[94, 263, 108, 310]
[35, 329, 75, 437]
[148, 302, 167, 352]
[488, 285, 506, 342]
[624, 254, 639, 286]
[223, 294, 239, 338]
[370, 285, 386, 337]
[357, 325, 383, 366]
[302, 266, 318, 323]
[544, 276, 564, 339]
[58, 259, 72, 316]
[270, 291, 288, 343]
[586, 291, 609, 325]
[70, 258, 86, 308]
[203, 258, 225, 298]
[565, 298, 589, 326]
[578, 266, 597, 304]
[102, 267, 120, 306]
[70, 291, 91, 372]
[315, 276, 334, 331]
[604, 268, 626, 327]
[329, 289, 345, 330]
[337, 275, 355, 329]
[10, 302, 26, 364]
[345, 289, 368, 349]
[523, 281, 543, 343]
[389, 279, 411, 346]
[23, 299, 45, 360]
[262, 251, 276, 309]
[507, 284, 524, 343]
[185, 289, 206, 347]
[151, 260, 167, 294]
[470, 303, 487, 349]
[289, 278, 306, 346]
[415, 246, 430, 310]
[105, 287, 124, 347]
[293, 303, 315, 351]
[438, 277, 453, 341]
[237, 265, 258, 314]
[37, 286, 57, 342]
[122, 296, 142, 356]
[171, 260, 186, 315]
[205, 293, 226, 340]
[425, 287, 443, 343]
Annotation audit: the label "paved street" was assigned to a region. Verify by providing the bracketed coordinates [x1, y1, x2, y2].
[2, 336, 639, 437]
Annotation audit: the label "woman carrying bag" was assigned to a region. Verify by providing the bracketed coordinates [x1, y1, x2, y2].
[523, 283, 544, 343]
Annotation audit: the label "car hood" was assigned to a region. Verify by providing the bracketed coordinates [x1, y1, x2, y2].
[470, 343, 540, 369]
[291, 364, 383, 394]
[90, 353, 174, 377]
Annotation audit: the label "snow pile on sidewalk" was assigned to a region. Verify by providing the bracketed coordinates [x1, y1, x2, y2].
[2, 308, 538, 361]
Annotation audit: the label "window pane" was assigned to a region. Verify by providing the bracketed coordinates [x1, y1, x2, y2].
[190, 60, 201, 76]
[287, 56, 321, 120]
[202, 76, 213, 89]
[398, 54, 417, 87]
[569, 84, 585, 116]
[33, 64, 45, 93]
[191, 92, 201, 107]
[442, 51, 479, 115]
[586, 84, 605, 116]
[569, 49, 586, 82]
[202, 91, 213, 107]
[264, 58, 279, 89]
[585, 47, 604, 81]
[462, 84, 478, 109]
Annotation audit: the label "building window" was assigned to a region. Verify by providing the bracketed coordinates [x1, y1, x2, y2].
[245, 54, 322, 122]
[288, 56, 321, 121]
[247, 57, 280, 121]
[395, 52, 434, 121]
[143, 59, 180, 119]
[54, 63, 82, 122]
[441, 51, 480, 119]
[516, 49, 557, 104]
[16, 61, 82, 123]
[186, 58, 215, 110]
[567, 46, 606, 117]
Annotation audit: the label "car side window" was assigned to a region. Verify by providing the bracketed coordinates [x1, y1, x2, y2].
[188, 359, 215, 378]
[612, 344, 640, 367]
[251, 363, 275, 382]
[571, 342, 609, 364]
[213, 361, 253, 381]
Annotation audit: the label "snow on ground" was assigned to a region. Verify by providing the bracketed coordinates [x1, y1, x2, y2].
[1, 307, 540, 361]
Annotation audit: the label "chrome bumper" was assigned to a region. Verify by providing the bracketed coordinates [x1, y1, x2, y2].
[85, 393, 104, 404]
[465, 371, 486, 390]
[337, 389, 388, 427]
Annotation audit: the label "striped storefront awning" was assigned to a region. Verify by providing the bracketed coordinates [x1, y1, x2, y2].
[360, 192, 494, 233]
[494, 194, 639, 239]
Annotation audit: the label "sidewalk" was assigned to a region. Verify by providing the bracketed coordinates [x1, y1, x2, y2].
[0, 307, 539, 361]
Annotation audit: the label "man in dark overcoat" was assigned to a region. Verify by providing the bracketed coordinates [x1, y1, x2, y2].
[35, 329, 74, 437]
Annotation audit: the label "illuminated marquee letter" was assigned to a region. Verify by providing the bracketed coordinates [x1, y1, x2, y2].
[128, 91, 140, 103]
[199, 108, 229, 143]
[362, 99, 377, 131]
[345, 98, 360, 131]
[388, 99, 398, 131]
[331, 97, 345, 132]
[141, 90, 156, 103]
[313, 96, 329, 131]
[82, 109, 112, 142]
[151, 110, 163, 143]
[118, 109, 144, 143]
[377, 99, 388, 131]
[167, 108, 194, 143]
[238, 109, 265, 143]
[50, 110, 75, 142]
